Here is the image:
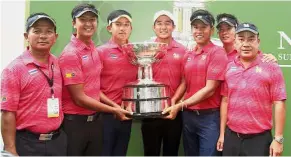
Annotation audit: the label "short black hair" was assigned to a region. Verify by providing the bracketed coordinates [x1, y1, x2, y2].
[107, 10, 132, 24]
[216, 13, 239, 28]
[71, 3, 98, 20]
[190, 9, 215, 27]
[26, 12, 56, 32]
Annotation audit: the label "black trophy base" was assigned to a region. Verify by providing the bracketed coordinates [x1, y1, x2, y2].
[127, 112, 168, 119]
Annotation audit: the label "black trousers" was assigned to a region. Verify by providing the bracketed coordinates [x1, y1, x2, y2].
[62, 113, 103, 156]
[16, 129, 67, 156]
[223, 127, 272, 156]
[101, 113, 132, 156]
[141, 112, 182, 156]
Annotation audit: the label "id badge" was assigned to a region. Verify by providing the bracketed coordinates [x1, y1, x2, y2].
[47, 98, 59, 118]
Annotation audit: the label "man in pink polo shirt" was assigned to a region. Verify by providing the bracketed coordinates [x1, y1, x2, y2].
[59, 4, 130, 156]
[96, 10, 137, 156]
[163, 9, 228, 156]
[141, 10, 185, 156]
[219, 23, 286, 156]
[1, 13, 66, 156]
[215, 13, 278, 152]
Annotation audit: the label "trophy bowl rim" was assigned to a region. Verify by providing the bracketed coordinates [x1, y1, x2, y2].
[121, 41, 168, 47]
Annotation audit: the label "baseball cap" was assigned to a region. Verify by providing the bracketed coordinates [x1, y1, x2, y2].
[153, 10, 175, 25]
[72, 4, 99, 19]
[107, 10, 132, 25]
[190, 14, 214, 26]
[216, 17, 238, 28]
[235, 22, 259, 35]
[26, 14, 56, 32]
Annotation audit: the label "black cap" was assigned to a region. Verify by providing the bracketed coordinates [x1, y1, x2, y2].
[107, 10, 132, 25]
[216, 17, 238, 28]
[25, 14, 56, 32]
[190, 14, 214, 26]
[235, 22, 259, 35]
[72, 4, 99, 19]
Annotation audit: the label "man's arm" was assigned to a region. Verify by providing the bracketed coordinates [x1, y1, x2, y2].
[100, 92, 120, 108]
[1, 111, 18, 156]
[170, 77, 186, 105]
[66, 84, 131, 120]
[217, 96, 228, 151]
[182, 80, 220, 107]
[270, 100, 286, 157]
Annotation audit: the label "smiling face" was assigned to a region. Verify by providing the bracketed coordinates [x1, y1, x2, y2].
[191, 20, 214, 46]
[24, 19, 58, 52]
[107, 17, 132, 43]
[217, 23, 236, 45]
[235, 31, 260, 60]
[73, 12, 97, 39]
[153, 15, 175, 40]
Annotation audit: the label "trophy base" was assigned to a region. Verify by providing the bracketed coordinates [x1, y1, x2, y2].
[128, 112, 168, 119]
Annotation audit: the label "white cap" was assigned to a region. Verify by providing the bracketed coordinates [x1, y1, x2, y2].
[108, 15, 132, 25]
[153, 10, 175, 25]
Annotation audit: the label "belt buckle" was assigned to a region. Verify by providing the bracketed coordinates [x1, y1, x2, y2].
[195, 110, 200, 115]
[39, 133, 53, 141]
[87, 115, 94, 122]
[237, 133, 241, 138]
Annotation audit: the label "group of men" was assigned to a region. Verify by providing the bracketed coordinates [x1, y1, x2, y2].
[1, 2, 287, 157]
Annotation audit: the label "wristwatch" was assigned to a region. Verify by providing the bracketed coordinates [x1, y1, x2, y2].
[274, 136, 284, 144]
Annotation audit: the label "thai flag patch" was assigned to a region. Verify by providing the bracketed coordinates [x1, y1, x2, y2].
[28, 69, 38, 75]
[110, 53, 118, 59]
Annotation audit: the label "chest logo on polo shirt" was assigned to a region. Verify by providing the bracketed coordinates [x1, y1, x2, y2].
[110, 53, 118, 59]
[65, 72, 75, 78]
[28, 69, 38, 75]
[187, 57, 191, 62]
[201, 55, 206, 60]
[82, 55, 89, 60]
[173, 53, 180, 59]
[255, 66, 262, 73]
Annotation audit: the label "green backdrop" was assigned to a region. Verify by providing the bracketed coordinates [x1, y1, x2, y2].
[29, 0, 291, 155]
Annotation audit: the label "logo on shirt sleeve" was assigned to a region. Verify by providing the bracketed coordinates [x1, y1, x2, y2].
[82, 55, 89, 60]
[65, 72, 75, 78]
[28, 69, 38, 75]
[1, 96, 7, 102]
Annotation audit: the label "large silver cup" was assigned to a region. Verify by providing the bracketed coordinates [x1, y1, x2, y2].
[122, 42, 170, 119]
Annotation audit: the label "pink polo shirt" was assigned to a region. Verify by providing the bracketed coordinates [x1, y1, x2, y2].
[152, 39, 186, 98]
[1, 50, 63, 133]
[222, 54, 287, 134]
[227, 49, 237, 62]
[183, 42, 228, 110]
[97, 39, 138, 104]
[59, 34, 102, 115]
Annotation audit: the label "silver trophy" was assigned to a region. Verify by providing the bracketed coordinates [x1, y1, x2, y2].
[122, 42, 170, 119]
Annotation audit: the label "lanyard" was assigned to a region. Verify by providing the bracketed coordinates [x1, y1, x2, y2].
[34, 63, 54, 98]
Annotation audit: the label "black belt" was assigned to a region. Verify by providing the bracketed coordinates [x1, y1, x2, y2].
[64, 113, 100, 122]
[17, 129, 60, 141]
[228, 127, 271, 139]
[184, 108, 219, 115]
